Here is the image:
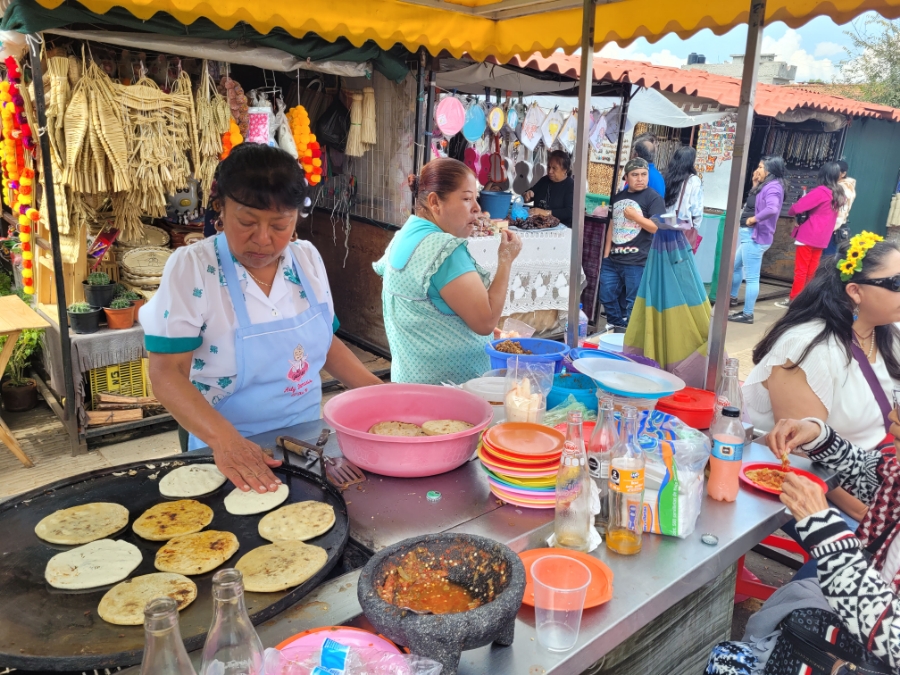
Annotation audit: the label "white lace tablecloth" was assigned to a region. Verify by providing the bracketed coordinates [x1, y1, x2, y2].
[467, 229, 585, 315]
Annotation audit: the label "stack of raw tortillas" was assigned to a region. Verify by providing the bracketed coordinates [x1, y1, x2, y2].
[133, 500, 213, 541]
[45, 539, 142, 589]
[159, 464, 227, 498]
[235, 541, 328, 592]
[223, 484, 289, 515]
[258, 501, 336, 542]
[155, 531, 239, 575]
[99, 573, 197, 625]
[35, 503, 129, 544]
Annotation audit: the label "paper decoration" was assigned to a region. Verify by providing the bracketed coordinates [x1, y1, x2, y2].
[540, 108, 564, 148]
[520, 103, 545, 151]
[557, 113, 578, 153]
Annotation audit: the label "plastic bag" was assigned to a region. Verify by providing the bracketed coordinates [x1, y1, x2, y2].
[316, 97, 350, 152]
[499, 317, 535, 339]
[504, 357, 553, 423]
[636, 410, 711, 538]
[274, 98, 298, 158]
[544, 394, 597, 427]
[509, 196, 529, 222]
[247, 105, 274, 145]
[263, 640, 444, 675]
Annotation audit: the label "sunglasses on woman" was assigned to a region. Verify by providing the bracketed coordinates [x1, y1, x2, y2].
[856, 274, 900, 292]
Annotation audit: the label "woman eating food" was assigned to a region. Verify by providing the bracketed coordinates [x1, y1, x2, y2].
[706, 412, 900, 675]
[374, 158, 522, 384]
[143, 144, 382, 494]
[744, 233, 900, 527]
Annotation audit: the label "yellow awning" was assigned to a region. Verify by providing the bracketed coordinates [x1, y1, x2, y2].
[31, 0, 900, 62]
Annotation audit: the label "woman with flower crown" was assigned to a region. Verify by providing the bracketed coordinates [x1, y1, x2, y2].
[743, 232, 900, 528]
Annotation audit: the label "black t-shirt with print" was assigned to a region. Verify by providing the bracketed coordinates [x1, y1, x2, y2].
[608, 187, 665, 266]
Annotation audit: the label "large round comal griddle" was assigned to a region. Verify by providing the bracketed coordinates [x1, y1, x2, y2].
[0, 454, 349, 672]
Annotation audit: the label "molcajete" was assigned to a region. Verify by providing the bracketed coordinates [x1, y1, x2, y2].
[358, 533, 525, 675]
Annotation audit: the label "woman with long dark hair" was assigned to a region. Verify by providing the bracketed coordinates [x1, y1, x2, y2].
[744, 235, 900, 524]
[663, 146, 704, 234]
[779, 161, 848, 306]
[728, 156, 786, 323]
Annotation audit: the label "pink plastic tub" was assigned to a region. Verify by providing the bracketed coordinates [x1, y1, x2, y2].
[322, 383, 493, 478]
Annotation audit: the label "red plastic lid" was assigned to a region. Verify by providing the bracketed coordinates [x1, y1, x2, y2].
[656, 387, 716, 412]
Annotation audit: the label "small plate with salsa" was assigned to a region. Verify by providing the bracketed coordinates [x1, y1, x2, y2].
[740, 462, 828, 496]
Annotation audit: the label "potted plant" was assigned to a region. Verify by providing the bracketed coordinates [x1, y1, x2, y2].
[0, 329, 43, 412]
[67, 301, 103, 334]
[116, 289, 145, 313]
[82, 271, 116, 308]
[104, 297, 135, 330]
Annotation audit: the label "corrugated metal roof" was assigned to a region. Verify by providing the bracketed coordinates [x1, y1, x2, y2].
[508, 53, 900, 122]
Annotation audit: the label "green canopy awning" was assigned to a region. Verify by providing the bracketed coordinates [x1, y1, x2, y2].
[0, 0, 410, 82]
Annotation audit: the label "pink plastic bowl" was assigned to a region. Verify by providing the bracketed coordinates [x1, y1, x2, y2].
[322, 383, 493, 478]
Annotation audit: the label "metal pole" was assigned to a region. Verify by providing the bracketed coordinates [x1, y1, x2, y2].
[592, 84, 631, 323]
[423, 64, 437, 167]
[567, 0, 596, 348]
[412, 48, 426, 186]
[705, 0, 766, 391]
[28, 35, 81, 448]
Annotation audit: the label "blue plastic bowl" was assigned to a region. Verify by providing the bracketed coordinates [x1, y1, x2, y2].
[565, 347, 630, 375]
[478, 191, 513, 219]
[547, 372, 598, 411]
[485, 338, 569, 373]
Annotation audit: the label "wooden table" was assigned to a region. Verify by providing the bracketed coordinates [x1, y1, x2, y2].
[0, 296, 50, 467]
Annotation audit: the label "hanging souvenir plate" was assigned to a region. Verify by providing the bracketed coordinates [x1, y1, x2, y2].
[520, 103, 545, 151]
[463, 101, 487, 142]
[506, 106, 519, 132]
[434, 96, 465, 137]
[488, 106, 505, 134]
[540, 108, 565, 148]
[557, 113, 578, 154]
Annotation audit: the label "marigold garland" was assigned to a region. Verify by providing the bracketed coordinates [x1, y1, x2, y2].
[838, 231, 883, 282]
[286, 105, 323, 185]
[1, 56, 37, 294]
[220, 118, 243, 160]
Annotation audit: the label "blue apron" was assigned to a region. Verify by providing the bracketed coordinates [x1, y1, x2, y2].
[187, 234, 333, 450]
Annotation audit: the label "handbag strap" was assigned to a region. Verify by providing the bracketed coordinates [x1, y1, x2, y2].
[676, 179, 687, 213]
[850, 339, 893, 433]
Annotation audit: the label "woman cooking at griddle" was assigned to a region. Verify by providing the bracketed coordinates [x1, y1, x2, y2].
[142, 144, 381, 494]
[522, 149, 575, 227]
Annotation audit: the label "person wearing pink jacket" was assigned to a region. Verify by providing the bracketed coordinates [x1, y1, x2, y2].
[783, 162, 848, 304]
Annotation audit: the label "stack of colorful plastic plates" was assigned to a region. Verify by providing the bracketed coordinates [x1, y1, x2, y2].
[478, 422, 564, 508]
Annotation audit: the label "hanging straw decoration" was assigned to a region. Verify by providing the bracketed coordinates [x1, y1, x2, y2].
[361, 86, 376, 146]
[345, 91, 365, 157]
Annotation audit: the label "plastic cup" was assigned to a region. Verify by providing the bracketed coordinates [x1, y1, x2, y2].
[532, 555, 592, 652]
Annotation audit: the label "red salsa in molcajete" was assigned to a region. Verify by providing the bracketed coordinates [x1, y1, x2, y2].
[379, 550, 482, 614]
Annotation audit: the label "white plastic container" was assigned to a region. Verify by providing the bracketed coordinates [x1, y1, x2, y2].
[598, 333, 624, 353]
[462, 376, 506, 425]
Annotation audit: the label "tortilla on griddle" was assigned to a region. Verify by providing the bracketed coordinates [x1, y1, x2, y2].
[159, 464, 227, 498]
[132, 500, 213, 541]
[235, 541, 328, 592]
[45, 539, 142, 590]
[223, 483, 289, 516]
[98, 573, 197, 625]
[154, 530, 239, 575]
[258, 501, 336, 542]
[35, 502, 130, 545]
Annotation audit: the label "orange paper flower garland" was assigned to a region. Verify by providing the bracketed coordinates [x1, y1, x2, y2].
[286, 105, 323, 185]
[1, 57, 37, 294]
[220, 118, 243, 160]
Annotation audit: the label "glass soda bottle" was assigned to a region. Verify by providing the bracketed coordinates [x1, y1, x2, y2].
[606, 406, 645, 555]
[140, 597, 198, 675]
[708, 406, 744, 502]
[587, 396, 618, 534]
[554, 411, 592, 552]
[199, 569, 265, 675]
[712, 359, 743, 425]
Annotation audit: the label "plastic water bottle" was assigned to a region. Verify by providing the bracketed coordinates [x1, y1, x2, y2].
[588, 396, 618, 534]
[708, 406, 744, 502]
[606, 406, 645, 555]
[554, 411, 592, 552]
[565, 303, 590, 348]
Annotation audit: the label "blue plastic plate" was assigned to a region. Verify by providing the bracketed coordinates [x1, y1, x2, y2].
[573, 358, 685, 399]
[463, 104, 487, 142]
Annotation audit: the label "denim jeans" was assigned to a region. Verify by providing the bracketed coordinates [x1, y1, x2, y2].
[730, 227, 770, 315]
[599, 258, 645, 327]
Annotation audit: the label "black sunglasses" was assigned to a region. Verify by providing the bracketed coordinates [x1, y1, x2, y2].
[856, 274, 900, 292]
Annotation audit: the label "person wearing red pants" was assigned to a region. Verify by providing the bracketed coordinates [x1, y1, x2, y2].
[778, 162, 847, 307]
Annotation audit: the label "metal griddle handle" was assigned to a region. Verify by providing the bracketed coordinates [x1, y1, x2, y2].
[276, 435, 328, 482]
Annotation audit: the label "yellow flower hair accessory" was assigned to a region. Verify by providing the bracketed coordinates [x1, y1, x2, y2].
[838, 231, 884, 281]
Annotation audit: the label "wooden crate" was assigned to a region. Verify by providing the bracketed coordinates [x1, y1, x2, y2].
[88, 358, 148, 409]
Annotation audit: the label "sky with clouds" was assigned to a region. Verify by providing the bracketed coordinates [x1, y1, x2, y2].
[597, 12, 879, 83]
